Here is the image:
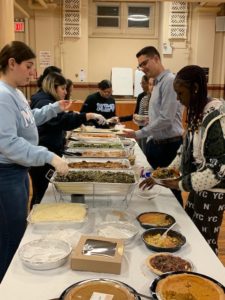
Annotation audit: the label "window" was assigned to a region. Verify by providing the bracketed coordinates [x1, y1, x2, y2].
[97, 5, 119, 27]
[89, 1, 158, 38]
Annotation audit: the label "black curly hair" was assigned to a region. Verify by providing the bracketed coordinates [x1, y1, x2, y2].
[175, 65, 208, 131]
[98, 79, 112, 90]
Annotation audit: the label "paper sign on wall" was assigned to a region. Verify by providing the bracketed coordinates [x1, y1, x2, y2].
[39, 51, 51, 68]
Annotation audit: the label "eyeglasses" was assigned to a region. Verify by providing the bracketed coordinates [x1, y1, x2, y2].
[137, 58, 150, 70]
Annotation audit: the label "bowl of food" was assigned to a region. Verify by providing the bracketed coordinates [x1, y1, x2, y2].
[146, 253, 193, 275]
[137, 212, 175, 229]
[133, 114, 149, 126]
[150, 271, 225, 300]
[142, 228, 186, 252]
[151, 167, 180, 185]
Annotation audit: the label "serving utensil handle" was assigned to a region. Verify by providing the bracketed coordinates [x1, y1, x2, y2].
[161, 222, 176, 238]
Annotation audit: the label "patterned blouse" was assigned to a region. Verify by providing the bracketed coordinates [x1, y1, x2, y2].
[169, 99, 225, 192]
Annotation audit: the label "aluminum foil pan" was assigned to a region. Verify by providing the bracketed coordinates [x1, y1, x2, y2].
[59, 278, 141, 300]
[18, 239, 72, 270]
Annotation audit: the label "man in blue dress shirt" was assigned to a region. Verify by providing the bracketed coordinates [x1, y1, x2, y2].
[124, 46, 184, 205]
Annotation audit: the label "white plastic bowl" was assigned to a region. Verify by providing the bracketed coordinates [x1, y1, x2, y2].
[18, 238, 72, 270]
[96, 221, 139, 244]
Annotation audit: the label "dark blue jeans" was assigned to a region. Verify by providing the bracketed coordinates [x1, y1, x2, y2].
[0, 164, 29, 282]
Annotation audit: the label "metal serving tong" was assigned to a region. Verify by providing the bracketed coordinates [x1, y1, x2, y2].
[63, 150, 82, 156]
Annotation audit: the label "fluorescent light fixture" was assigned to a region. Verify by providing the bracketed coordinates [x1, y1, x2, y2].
[128, 14, 149, 22]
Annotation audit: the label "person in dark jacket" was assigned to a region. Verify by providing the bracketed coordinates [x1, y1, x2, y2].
[29, 72, 106, 207]
[80, 79, 116, 128]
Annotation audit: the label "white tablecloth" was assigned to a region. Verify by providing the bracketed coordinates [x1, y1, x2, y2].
[0, 144, 224, 300]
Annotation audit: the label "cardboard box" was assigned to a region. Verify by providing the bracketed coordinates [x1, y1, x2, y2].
[71, 235, 124, 274]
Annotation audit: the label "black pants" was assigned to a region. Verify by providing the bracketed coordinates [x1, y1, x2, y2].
[186, 190, 225, 254]
[29, 163, 53, 209]
[146, 138, 183, 206]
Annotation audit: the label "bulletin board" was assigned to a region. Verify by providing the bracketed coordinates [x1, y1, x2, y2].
[111, 67, 133, 96]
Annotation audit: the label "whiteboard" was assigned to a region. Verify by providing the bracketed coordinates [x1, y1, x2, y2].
[134, 70, 145, 97]
[111, 67, 133, 96]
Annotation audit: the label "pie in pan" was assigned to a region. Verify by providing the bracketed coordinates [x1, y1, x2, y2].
[146, 253, 192, 275]
[155, 272, 225, 300]
[137, 212, 175, 228]
[63, 279, 136, 300]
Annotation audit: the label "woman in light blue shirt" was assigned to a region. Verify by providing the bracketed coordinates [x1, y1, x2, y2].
[0, 41, 70, 282]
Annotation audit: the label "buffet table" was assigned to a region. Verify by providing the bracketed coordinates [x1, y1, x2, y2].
[0, 143, 224, 300]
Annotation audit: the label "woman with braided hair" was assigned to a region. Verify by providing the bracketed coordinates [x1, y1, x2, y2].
[140, 65, 225, 254]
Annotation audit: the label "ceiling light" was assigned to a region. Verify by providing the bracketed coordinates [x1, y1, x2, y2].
[128, 14, 149, 22]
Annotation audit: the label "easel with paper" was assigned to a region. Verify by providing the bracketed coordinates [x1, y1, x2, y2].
[111, 67, 133, 96]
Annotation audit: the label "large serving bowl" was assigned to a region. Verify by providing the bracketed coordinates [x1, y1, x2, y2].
[142, 228, 186, 253]
[137, 212, 175, 229]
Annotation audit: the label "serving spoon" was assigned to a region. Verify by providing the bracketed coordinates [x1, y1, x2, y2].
[131, 291, 155, 299]
[161, 222, 177, 239]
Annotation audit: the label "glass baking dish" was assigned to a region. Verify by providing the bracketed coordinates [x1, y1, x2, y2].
[27, 203, 88, 229]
